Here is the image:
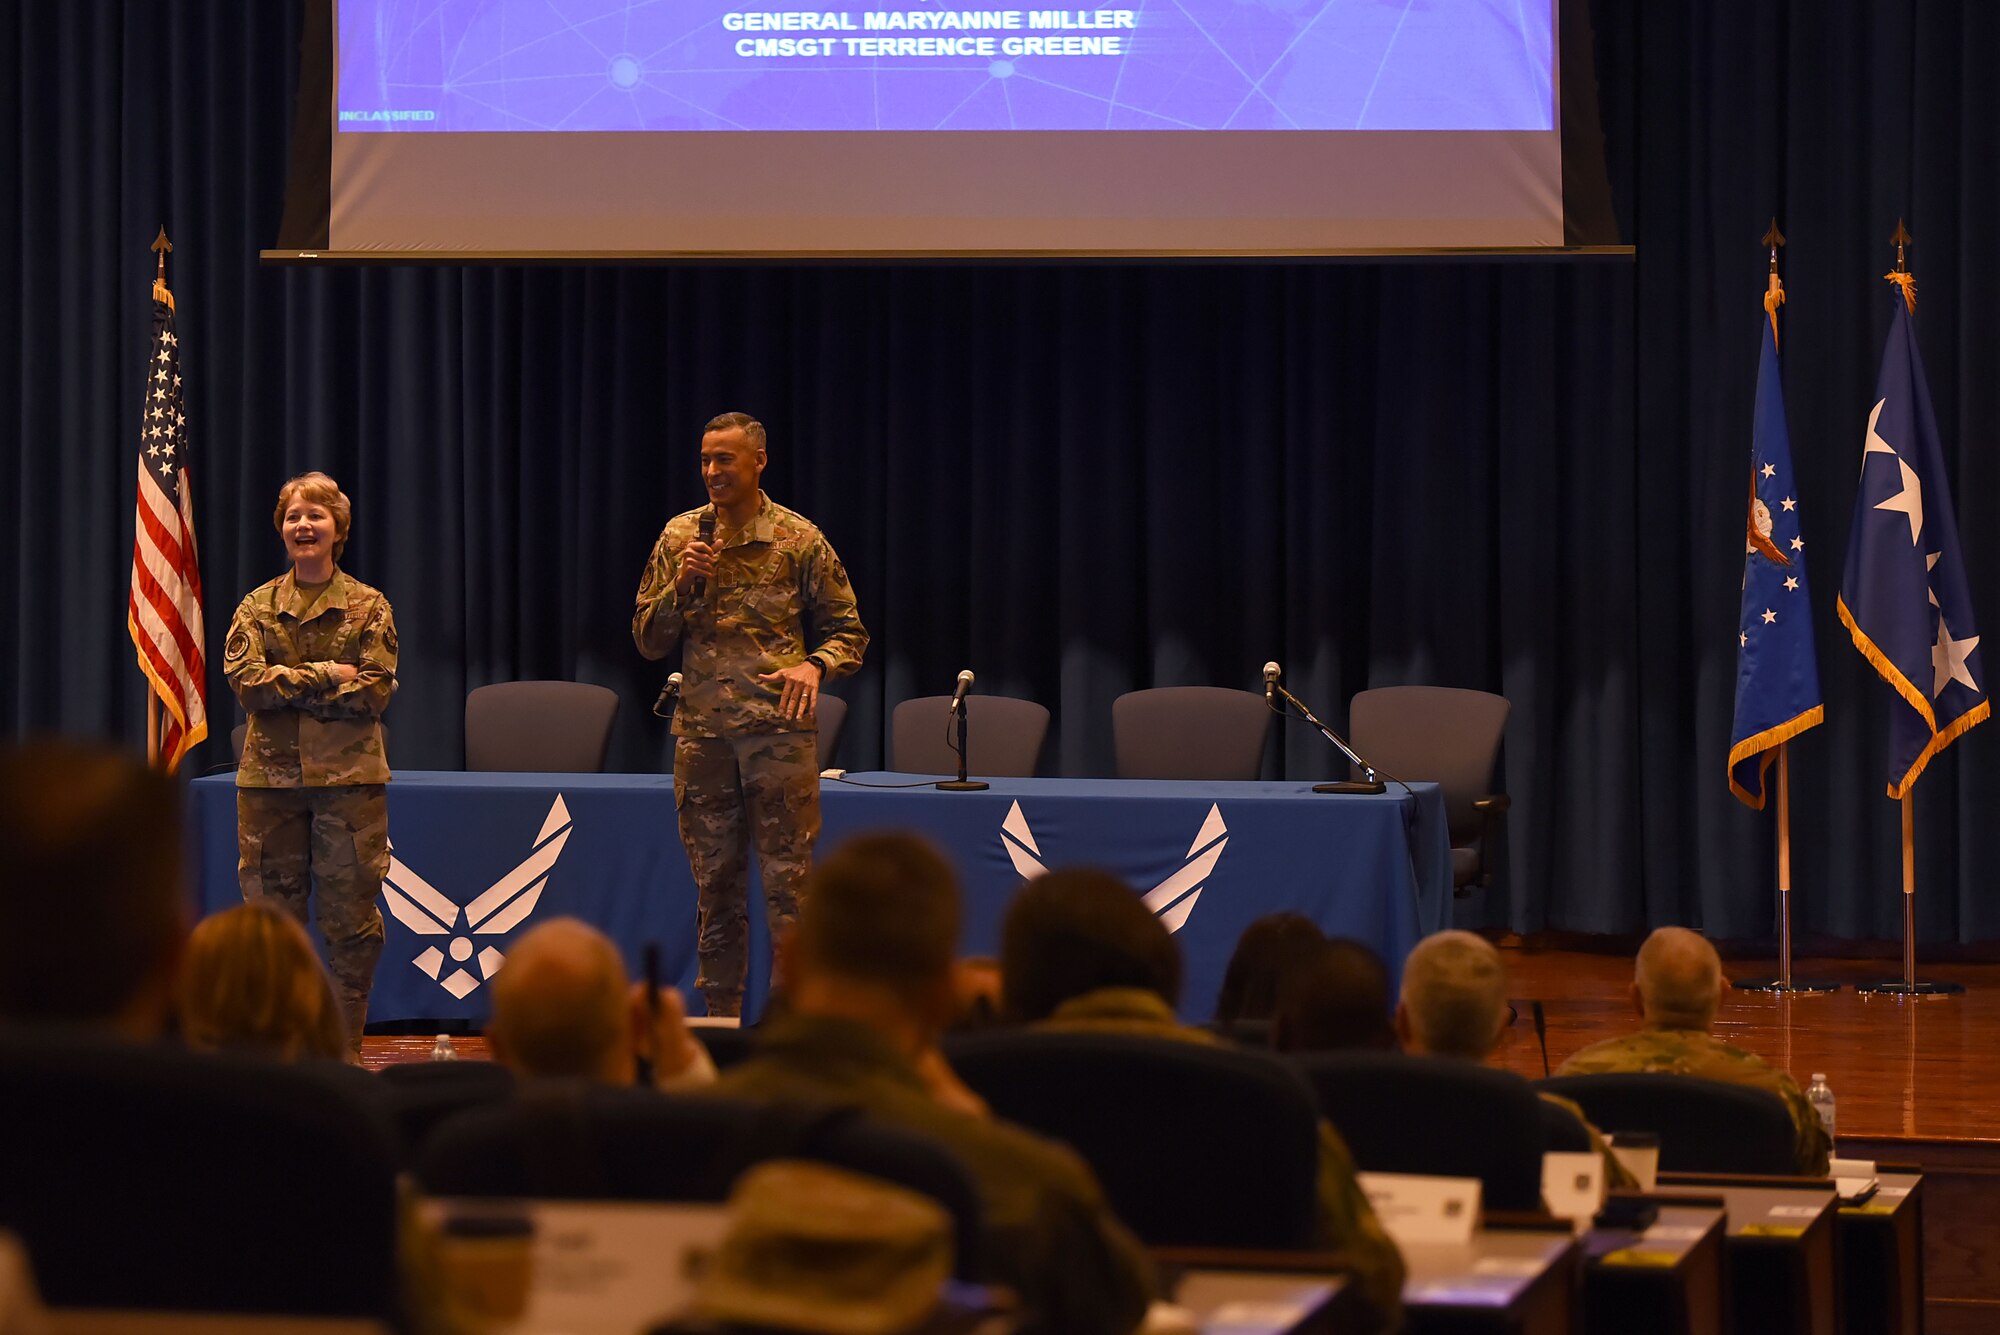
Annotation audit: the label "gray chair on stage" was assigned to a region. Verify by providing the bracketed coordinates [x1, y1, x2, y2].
[1349, 685, 1511, 892]
[814, 694, 848, 771]
[1112, 686, 1270, 780]
[891, 695, 1049, 777]
[465, 681, 620, 772]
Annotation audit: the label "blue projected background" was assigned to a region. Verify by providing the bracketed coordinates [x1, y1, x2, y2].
[337, 0, 1553, 133]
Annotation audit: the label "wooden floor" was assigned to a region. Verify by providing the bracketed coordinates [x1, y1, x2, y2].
[1488, 947, 2000, 1144]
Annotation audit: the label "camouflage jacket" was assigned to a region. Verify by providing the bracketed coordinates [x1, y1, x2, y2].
[1557, 1026, 1832, 1175]
[225, 569, 397, 787]
[1039, 987, 1407, 1322]
[632, 494, 867, 738]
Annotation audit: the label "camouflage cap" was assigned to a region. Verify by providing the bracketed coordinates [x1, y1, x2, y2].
[691, 1159, 951, 1335]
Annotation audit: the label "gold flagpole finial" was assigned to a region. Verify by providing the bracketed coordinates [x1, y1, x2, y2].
[1762, 219, 1786, 340]
[1886, 220, 1916, 315]
[150, 226, 174, 311]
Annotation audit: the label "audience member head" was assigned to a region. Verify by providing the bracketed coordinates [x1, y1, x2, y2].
[786, 832, 963, 1043]
[488, 917, 634, 1083]
[1000, 868, 1181, 1023]
[1394, 930, 1509, 1061]
[177, 901, 349, 1060]
[1633, 926, 1724, 1031]
[1214, 912, 1325, 1027]
[1272, 936, 1396, 1053]
[0, 738, 186, 1038]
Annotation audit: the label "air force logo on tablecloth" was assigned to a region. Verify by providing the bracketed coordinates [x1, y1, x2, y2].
[998, 800, 1227, 933]
[380, 796, 572, 999]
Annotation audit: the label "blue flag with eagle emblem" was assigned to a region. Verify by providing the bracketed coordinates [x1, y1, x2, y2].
[1730, 304, 1823, 807]
[1837, 284, 1988, 798]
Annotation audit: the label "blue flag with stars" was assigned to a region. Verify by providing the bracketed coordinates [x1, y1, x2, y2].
[1837, 286, 1988, 798]
[1730, 304, 1823, 807]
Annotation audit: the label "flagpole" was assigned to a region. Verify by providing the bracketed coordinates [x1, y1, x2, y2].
[1901, 790, 1915, 988]
[1734, 221, 1836, 996]
[141, 228, 172, 770]
[1851, 221, 1964, 998]
[1778, 742, 1792, 988]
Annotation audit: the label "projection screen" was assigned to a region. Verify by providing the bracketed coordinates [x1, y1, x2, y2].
[273, 0, 1622, 259]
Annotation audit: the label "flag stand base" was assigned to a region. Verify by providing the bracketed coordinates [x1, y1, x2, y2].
[1855, 979, 1963, 996]
[1733, 977, 1842, 994]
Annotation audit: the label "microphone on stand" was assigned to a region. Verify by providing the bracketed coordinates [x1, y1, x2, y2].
[691, 512, 717, 600]
[651, 671, 684, 720]
[1263, 660, 1387, 795]
[937, 668, 987, 792]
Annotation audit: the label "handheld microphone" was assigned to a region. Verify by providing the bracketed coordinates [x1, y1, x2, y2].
[1264, 661, 1281, 705]
[692, 511, 717, 599]
[652, 671, 684, 719]
[948, 669, 975, 714]
[1532, 1000, 1550, 1078]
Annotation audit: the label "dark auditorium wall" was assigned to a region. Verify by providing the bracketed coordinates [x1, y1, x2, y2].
[2, 2, 1996, 944]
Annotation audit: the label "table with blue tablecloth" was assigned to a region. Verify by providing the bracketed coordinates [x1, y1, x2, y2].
[188, 772, 1452, 1024]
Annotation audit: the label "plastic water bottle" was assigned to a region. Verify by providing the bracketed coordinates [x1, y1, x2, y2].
[1807, 1073, 1836, 1142]
[431, 1032, 459, 1062]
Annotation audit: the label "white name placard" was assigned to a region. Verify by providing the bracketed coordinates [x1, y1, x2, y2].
[1540, 1152, 1604, 1226]
[1357, 1171, 1482, 1246]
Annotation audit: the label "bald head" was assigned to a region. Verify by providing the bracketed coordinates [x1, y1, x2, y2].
[488, 918, 632, 1082]
[1396, 930, 1509, 1060]
[1634, 927, 1722, 1031]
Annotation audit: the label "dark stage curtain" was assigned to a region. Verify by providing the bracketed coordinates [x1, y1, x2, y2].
[3, 2, 1996, 944]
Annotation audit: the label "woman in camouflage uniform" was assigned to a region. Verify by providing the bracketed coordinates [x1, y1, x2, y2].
[225, 472, 398, 1056]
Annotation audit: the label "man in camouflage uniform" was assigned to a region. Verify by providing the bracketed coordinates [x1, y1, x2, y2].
[633, 412, 867, 1017]
[227, 471, 398, 1055]
[1558, 926, 1832, 1175]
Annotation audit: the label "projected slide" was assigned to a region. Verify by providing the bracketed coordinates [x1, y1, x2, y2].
[338, 0, 1552, 133]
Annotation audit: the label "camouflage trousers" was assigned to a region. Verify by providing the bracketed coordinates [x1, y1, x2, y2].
[674, 732, 820, 1016]
[237, 785, 388, 1052]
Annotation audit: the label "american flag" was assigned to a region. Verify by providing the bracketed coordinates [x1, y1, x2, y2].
[126, 292, 207, 771]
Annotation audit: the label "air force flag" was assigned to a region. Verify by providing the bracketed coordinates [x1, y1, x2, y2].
[1837, 287, 1988, 798]
[1730, 308, 1823, 807]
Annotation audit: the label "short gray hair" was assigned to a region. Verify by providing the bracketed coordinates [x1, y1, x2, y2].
[1399, 930, 1508, 1059]
[1634, 927, 1721, 1030]
[703, 411, 767, 453]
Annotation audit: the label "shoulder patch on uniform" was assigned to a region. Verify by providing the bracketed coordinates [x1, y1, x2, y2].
[225, 627, 252, 663]
[383, 622, 398, 654]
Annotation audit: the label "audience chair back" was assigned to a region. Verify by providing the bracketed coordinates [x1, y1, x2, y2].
[891, 695, 1050, 777]
[0, 1029, 399, 1319]
[1538, 1073, 1798, 1174]
[465, 681, 620, 772]
[1112, 687, 1270, 780]
[943, 1030, 1320, 1249]
[418, 1086, 984, 1278]
[1297, 1052, 1547, 1212]
[814, 694, 848, 770]
[1348, 686, 1510, 888]
[378, 1058, 517, 1164]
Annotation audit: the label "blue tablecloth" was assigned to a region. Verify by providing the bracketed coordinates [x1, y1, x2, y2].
[189, 772, 1451, 1024]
